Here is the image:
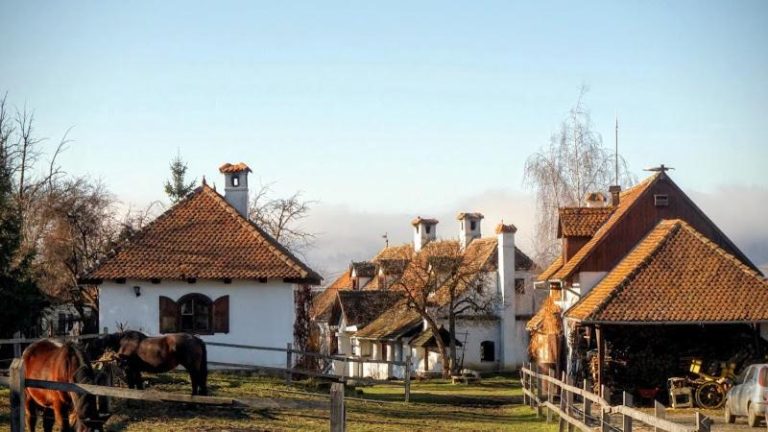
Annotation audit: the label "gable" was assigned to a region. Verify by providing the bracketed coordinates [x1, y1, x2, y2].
[552, 173, 759, 281]
[87, 185, 321, 283]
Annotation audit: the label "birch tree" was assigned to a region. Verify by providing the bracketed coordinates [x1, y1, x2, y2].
[523, 86, 634, 264]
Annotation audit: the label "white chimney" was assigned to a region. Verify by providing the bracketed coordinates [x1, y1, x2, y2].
[495, 221, 518, 369]
[219, 162, 252, 218]
[457, 212, 484, 249]
[412, 217, 438, 252]
[585, 192, 607, 208]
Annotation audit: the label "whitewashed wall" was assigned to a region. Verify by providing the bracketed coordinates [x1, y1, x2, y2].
[99, 279, 295, 367]
[451, 319, 500, 371]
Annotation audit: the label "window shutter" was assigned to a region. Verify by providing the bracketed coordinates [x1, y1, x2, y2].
[159, 296, 179, 333]
[213, 295, 230, 334]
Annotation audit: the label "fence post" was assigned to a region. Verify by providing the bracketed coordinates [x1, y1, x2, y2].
[622, 391, 633, 432]
[582, 379, 591, 423]
[566, 375, 574, 432]
[404, 353, 411, 403]
[521, 365, 527, 406]
[695, 412, 711, 432]
[600, 385, 609, 432]
[546, 369, 554, 423]
[10, 358, 25, 432]
[653, 400, 665, 432]
[285, 343, 292, 385]
[558, 372, 566, 432]
[535, 366, 543, 418]
[330, 382, 346, 432]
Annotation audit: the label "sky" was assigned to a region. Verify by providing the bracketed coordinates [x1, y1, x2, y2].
[1, 1, 767, 278]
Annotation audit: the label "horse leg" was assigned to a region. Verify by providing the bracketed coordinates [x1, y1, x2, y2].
[53, 401, 72, 432]
[42, 408, 55, 432]
[131, 368, 144, 390]
[190, 371, 199, 396]
[24, 396, 38, 432]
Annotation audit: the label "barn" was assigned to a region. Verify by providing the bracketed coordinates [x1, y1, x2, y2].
[82, 163, 321, 367]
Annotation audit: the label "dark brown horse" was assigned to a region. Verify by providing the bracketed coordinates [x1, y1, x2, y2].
[88, 330, 208, 395]
[23, 340, 110, 432]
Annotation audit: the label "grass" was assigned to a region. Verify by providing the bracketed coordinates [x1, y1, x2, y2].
[0, 372, 556, 431]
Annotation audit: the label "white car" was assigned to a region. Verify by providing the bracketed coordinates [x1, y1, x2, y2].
[724, 363, 768, 427]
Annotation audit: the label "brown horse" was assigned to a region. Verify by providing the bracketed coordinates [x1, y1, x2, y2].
[88, 330, 208, 395]
[23, 340, 110, 432]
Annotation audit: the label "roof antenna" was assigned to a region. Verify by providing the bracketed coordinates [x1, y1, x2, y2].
[382, 232, 389, 248]
[614, 115, 619, 186]
[202, 175, 207, 186]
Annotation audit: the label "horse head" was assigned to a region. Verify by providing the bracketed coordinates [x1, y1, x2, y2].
[71, 349, 112, 431]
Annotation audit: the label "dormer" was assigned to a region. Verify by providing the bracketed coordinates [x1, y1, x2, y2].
[350, 261, 375, 290]
[412, 217, 438, 252]
[457, 212, 484, 249]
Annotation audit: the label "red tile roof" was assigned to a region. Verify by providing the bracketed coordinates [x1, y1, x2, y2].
[536, 255, 563, 283]
[557, 207, 615, 238]
[87, 185, 321, 283]
[566, 219, 768, 324]
[311, 271, 353, 320]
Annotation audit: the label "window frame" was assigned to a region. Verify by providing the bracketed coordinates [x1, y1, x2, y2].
[178, 293, 214, 335]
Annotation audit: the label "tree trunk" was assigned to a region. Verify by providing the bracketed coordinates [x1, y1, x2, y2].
[424, 318, 450, 378]
[448, 311, 458, 375]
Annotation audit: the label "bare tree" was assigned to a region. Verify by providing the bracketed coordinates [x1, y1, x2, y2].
[523, 86, 634, 264]
[249, 181, 316, 253]
[389, 241, 495, 377]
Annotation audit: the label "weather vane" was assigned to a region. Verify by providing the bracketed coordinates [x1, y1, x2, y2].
[382, 232, 389, 248]
[644, 164, 675, 173]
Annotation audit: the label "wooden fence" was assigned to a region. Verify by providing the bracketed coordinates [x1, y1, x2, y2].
[1, 359, 346, 432]
[520, 363, 713, 432]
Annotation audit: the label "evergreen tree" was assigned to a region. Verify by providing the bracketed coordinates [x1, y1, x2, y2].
[0, 138, 45, 338]
[164, 153, 196, 203]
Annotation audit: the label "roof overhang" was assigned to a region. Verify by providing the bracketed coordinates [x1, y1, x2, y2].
[569, 319, 768, 326]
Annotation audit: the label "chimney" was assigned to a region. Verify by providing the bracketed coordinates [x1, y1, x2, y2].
[609, 185, 621, 207]
[412, 217, 438, 252]
[495, 222, 517, 368]
[457, 212, 484, 249]
[219, 162, 252, 218]
[585, 192, 607, 208]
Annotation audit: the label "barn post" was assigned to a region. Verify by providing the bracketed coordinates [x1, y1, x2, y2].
[330, 382, 346, 432]
[285, 342, 292, 385]
[599, 385, 609, 432]
[622, 391, 633, 432]
[582, 379, 591, 422]
[595, 325, 604, 399]
[404, 353, 411, 402]
[10, 358, 25, 432]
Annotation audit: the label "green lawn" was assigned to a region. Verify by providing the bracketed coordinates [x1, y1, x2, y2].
[0, 372, 556, 431]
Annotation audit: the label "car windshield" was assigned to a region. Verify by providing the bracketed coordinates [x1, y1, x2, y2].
[736, 367, 752, 385]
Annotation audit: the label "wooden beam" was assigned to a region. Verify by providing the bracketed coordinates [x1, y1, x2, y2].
[596, 325, 604, 399]
[9, 359, 24, 432]
[330, 382, 346, 432]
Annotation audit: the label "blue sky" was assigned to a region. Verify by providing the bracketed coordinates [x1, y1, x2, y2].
[2, 1, 767, 274]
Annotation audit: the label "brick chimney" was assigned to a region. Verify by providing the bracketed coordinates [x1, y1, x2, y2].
[609, 185, 621, 207]
[219, 162, 252, 218]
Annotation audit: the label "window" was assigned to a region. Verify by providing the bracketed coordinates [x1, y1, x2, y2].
[426, 225, 431, 234]
[231, 175, 240, 187]
[515, 278, 526, 294]
[654, 194, 669, 207]
[481, 341, 495, 362]
[470, 220, 477, 231]
[180, 294, 212, 333]
[159, 294, 229, 334]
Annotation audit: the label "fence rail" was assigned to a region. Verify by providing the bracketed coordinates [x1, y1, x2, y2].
[2, 359, 346, 432]
[520, 363, 713, 432]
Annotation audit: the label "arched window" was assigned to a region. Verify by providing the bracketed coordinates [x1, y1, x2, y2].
[178, 294, 212, 333]
[480, 340, 495, 362]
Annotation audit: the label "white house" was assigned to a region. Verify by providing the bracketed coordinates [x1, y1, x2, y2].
[84, 162, 321, 367]
[312, 214, 540, 378]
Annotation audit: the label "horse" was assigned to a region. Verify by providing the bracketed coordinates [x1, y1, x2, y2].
[22, 340, 111, 432]
[87, 330, 208, 396]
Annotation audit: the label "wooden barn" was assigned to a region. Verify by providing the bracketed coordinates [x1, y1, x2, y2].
[530, 168, 768, 400]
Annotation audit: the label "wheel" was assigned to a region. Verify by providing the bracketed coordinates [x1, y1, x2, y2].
[695, 381, 726, 409]
[748, 403, 760, 428]
[724, 402, 735, 424]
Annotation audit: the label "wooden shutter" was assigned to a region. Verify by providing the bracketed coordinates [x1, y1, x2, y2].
[159, 296, 179, 333]
[213, 295, 230, 334]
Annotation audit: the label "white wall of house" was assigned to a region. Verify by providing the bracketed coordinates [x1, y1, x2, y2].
[99, 279, 295, 368]
[451, 318, 499, 371]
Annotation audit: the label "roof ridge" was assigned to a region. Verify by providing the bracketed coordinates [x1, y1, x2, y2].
[201, 185, 319, 281]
